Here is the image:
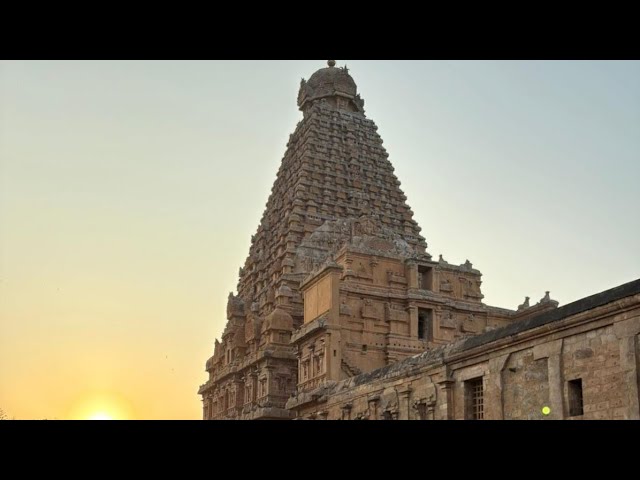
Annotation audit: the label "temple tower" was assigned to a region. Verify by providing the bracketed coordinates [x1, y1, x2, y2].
[199, 61, 520, 420]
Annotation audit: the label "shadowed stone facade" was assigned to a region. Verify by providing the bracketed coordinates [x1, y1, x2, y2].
[198, 61, 640, 420]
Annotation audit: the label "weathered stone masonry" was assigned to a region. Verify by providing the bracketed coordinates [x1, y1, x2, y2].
[286, 279, 640, 420]
[198, 61, 640, 420]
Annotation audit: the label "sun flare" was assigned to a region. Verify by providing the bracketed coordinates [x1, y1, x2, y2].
[68, 391, 135, 420]
[88, 412, 114, 420]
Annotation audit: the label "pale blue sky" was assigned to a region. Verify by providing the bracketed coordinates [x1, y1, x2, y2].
[0, 60, 638, 419]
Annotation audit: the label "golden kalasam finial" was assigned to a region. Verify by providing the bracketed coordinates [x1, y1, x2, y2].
[327, 60, 336, 68]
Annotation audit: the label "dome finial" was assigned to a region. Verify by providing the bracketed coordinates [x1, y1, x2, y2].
[327, 60, 336, 68]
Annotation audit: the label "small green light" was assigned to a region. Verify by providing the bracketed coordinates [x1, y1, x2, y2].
[542, 406, 551, 416]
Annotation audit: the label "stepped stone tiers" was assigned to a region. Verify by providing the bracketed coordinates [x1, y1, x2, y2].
[198, 62, 640, 420]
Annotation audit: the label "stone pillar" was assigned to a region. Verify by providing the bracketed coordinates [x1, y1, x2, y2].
[265, 364, 275, 399]
[310, 342, 318, 377]
[295, 345, 302, 388]
[408, 302, 418, 339]
[614, 318, 640, 419]
[406, 261, 418, 289]
[327, 330, 343, 382]
[329, 268, 341, 323]
[367, 396, 380, 420]
[487, 354, 509, 420]
[437, 380, 455, 420]
[426, 400, 436, 420]
[398, 387, 413, 420]
[250, 369, 258, 403]
[233, 377, 244, 411]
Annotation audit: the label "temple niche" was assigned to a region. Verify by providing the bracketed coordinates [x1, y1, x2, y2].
[198, 61, 571, 420]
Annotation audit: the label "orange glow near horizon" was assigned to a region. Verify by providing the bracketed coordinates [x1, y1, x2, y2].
[88, 412, 114, 420]
[67, 392, 135, 420]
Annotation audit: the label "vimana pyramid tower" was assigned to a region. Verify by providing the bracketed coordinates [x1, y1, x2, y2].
[198, 61, 557, 420]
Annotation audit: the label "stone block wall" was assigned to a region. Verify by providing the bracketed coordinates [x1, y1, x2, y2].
[286, 286, 640, 420]
[502, 349, 550, 420]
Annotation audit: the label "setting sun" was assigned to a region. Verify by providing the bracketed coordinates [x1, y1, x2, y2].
[88, 412, 114, 420]
[67, 391, 135, 420]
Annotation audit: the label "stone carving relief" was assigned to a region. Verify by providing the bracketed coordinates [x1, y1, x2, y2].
[439, 311, 457, 330]
[357, 261, 369, 276]
[412, 394, 436, 420]
[361, 299, 379, 319]
[461, 314, 480, 333]
[385, 302, 407, 322]
[296, 217, 418, 270]
[339, 297, 352, 317]
[440, 278, 453, 293]
[387, 270, 408, 286]
[461, 277, 483, 300]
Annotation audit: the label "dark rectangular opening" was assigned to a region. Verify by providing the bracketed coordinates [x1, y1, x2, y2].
[418, 308, 432, 340]
[465, 377, 484, 420]
[418, 266, 434, 291]
[568, 379, 584, 417]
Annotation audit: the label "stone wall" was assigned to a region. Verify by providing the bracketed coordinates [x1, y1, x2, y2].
[502, 349, 550, 420]
[286, 281, 640, 420]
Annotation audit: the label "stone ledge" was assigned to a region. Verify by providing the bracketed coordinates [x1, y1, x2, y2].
[291, 317, 327, 344]
[251, 407, 296, 420]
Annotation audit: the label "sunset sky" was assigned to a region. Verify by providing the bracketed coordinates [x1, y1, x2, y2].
[0, 60, 638, 420]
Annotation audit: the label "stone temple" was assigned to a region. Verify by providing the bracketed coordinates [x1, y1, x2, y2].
[198, 61, 640, 420]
